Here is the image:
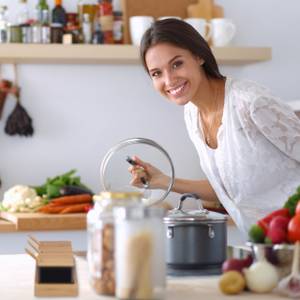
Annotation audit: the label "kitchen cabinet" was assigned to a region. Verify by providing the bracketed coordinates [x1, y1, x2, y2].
[0, 44, 271, 65]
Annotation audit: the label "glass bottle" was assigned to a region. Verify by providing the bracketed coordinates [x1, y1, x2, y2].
[52, 0, 67, 28]
[36, 0, 49, 23]
[98, 0, 114, 44]
[92, 21, 104, 44]
[114, 206, 166, 299]
[15, 0, 32, 43]
[0, 5, 8, 43]
[113, 10, 123, 44]
[32, 8, 42, 43]
[41, 9, 50, 43]
[87, 191, 142, 296]
[16, 0, 29, 25]
[82, 13, 92, 44]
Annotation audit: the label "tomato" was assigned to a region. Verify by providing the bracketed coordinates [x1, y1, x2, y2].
[257, 208, 290, 234]
[295, 201, 300, 216]
[287, 215, 300, 243]
[259, 208, 290, 224]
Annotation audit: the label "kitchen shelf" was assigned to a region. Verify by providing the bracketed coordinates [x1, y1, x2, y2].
[0, 44, 271, 65]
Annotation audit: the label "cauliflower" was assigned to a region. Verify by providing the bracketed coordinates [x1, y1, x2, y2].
[1, 185, 44, 213]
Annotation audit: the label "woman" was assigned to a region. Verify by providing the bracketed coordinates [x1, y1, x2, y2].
[129, 18, 300, 237]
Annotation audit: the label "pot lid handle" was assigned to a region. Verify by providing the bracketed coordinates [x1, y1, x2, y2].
[173, 193, 208, 215]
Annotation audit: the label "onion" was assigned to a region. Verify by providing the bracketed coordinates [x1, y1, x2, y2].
[243, 260, 279, 293]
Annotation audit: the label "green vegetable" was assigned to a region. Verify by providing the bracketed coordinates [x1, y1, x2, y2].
[264, 237, 273, 245]
[284, 191, 300, 216]
[32, 169, 91, 200]
[46, 184, 61, 199]
[34, 185, 47, 197]
[0, 202, 7, 212]
[249, 224, 265, 243]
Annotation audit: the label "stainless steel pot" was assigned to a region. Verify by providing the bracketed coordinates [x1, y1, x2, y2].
[164, 193, 227, 270]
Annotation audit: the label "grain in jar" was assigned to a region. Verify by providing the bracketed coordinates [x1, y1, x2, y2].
[87, 191, 142, 296]
[114, 206, 166, 299]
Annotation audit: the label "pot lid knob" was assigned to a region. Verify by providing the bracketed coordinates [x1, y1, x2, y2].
[171, 193, 209, 216]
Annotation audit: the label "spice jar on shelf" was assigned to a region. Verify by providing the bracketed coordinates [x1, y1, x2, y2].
[114, 205, 166, 300]
[98, 0, 114, 44]
[87, 191, 142, 296]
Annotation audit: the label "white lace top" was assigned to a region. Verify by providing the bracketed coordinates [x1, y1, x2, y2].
[184, 77, 300, 237]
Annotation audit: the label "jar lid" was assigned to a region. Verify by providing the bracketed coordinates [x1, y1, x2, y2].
[99, 138, 175, 207]
[51, 23, 63, 28]
[93, 191, 142, 202]
[113, 205, 165, 220]
[164, 193, 227, 224]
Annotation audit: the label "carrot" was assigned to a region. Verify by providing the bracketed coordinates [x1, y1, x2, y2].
[38, 205, 68, 214]
[59, 203, 89, 214]
[50, 194, 92, 206]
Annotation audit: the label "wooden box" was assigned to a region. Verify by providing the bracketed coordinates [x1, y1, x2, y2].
[26, 236, 78, 297]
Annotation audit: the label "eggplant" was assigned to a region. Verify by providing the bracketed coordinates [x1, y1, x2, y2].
[60, 185, 94, 196]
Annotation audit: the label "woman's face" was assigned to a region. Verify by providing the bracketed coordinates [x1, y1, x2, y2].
[145, 43, 205, 105]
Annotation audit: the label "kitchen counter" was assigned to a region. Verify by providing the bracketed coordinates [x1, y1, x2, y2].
[0, 212, 236, 232]
[0, 254, 284, 300]
[0, 212, 243, 254]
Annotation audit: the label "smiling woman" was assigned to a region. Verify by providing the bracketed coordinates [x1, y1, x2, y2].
[127, 18, 300, 238]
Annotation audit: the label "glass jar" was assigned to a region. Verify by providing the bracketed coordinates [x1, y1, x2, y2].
[113, 11, 123, 44]
[114, 206, 166, 299]
[77, 0, 97, 30]
[50, 23, 64, 43]
[87, 191, 142, 296]
[9, 25, 22, 43]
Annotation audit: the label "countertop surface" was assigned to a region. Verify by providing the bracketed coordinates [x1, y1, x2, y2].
[0, 254, 284, 300]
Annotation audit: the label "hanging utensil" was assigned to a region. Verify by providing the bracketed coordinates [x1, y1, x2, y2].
[0, 65, 13, 120]
[4, 64, 34, 137]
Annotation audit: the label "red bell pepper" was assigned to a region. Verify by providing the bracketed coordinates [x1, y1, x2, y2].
[257, 208, 290, 234]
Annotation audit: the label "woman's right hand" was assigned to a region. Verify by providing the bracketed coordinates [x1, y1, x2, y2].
[128, 156, 170, 190]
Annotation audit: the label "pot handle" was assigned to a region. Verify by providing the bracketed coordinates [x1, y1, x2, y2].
[176, 193, 206, 212]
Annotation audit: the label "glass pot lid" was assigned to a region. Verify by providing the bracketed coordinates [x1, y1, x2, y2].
[164, 193, 227, 224]
[100, 137, 175, 207]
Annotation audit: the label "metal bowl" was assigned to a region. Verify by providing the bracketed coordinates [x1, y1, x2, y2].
[247, 242, 297, 279]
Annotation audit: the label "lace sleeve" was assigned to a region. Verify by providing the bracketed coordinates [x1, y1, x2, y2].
[250, 96, 300, 161]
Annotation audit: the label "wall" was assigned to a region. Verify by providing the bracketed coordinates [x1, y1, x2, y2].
[0, 0, 300, 205]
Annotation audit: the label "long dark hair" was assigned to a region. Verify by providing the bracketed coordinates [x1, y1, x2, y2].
[140, 18, 225, 79]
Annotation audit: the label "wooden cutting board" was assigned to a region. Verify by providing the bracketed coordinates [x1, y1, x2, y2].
[0, 212, 87, 231]
[0, 218, 16, 231]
